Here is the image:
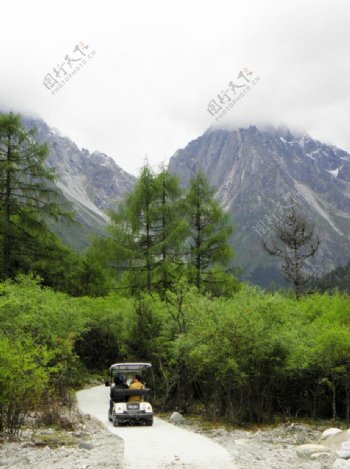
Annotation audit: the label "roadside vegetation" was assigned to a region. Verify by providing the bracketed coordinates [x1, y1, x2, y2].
[1, 113, 350, 435]
[1, 276, 350, 434]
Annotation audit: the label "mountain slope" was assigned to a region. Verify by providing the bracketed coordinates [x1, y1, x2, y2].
[312, 261, 350, 293]
[168, 125, 350, 284]
[22, 116, 136, 250]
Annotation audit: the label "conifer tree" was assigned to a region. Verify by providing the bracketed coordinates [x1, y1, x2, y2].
[153, 168, 187, 290]
[184, 172, 233, 289]
[107, 165, 186, 293]
[0, 113, 69, 278]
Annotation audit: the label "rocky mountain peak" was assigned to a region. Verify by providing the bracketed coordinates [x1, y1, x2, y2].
[21, 115, 136, 214]
[16, 114, 136, 250]
[168, 125, 350, 284]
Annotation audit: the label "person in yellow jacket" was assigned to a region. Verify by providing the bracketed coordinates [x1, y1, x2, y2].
[128, 374, 144, 402]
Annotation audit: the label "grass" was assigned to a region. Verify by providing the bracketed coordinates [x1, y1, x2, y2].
[158, 411, 350, 434]
[32, 430, 78, 448]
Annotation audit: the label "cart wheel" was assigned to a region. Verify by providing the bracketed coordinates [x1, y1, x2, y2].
[145, 418, 153, 426]
[112, 415, 119, 427]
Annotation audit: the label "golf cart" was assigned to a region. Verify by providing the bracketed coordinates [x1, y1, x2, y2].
[106, 362, 153, 427]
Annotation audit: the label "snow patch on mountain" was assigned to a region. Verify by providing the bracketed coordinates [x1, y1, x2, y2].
[305, 149, 320, 160]
[326, 167, 341, 178]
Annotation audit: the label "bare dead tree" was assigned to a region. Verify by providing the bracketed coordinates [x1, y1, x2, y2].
[263, 204, 320, 299]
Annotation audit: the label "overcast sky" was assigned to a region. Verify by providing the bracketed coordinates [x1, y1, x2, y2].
[1, 0, 349, 175]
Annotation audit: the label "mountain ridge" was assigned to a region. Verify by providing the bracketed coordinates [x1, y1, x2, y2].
[21, 115, 136, 250]
[5, 111, 349, 283]
[168, 124, 350, 283]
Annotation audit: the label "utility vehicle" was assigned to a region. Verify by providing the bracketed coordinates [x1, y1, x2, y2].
[105, 362, 153, 427]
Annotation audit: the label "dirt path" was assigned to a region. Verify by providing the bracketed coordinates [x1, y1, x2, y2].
[76, 385, 235, 469]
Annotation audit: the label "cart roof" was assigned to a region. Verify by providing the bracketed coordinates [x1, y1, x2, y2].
[109, 363, 152, 372]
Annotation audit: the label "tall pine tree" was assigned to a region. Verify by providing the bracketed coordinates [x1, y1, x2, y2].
[105, 165, 186, 293]
[153, 168, 187, 290]
[184, 172, 233, 289]
[0, 113, 68, 278]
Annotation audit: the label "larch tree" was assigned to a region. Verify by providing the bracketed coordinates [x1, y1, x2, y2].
[153, 168, 187, 291]
[106, 165, 187, 293]
[184, 172, 233, 289]
[0, 112, 68, 278]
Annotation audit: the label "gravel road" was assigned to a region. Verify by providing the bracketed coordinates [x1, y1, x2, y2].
[0, 385, 339, 469]
[76, 385, 235, 469]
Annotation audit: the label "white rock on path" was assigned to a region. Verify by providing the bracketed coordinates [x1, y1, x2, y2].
[296, 428, 350, 463]
[333, 459, 350, 468]
[336, 441, 350, 460]
[311, 452, 334, 459]
[234, 438, 250, 446]
[321, 428, 343, 440]
[323, 430, 350, 451]
[296, 443, 332, 458]
[336, 451, 350, 460]
[170, 412, 185, 424]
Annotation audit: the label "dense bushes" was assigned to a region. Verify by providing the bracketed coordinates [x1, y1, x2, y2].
[0, 276, 87, 433]
[171, 288, 350, 423]
[0, 337, 51, 434]
[1, 275, 350, 433]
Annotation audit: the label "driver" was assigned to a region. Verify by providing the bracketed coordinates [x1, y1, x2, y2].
[109, 374, 129, 414]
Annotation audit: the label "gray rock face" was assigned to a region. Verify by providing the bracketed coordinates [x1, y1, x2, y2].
[168, 125, 350, 281]
[24, 117, 135, 212]
[22, 116, 136, 250]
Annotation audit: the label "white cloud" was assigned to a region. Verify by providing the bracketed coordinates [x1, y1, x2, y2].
[0, 0, 349, 175]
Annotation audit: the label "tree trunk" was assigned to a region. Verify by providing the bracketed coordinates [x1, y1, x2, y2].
[195, 201, 201, 289]
[161, 181, 167, 290]
[2, 135, 12, 278]
[310, 384, 318, 419]
[331, 376, 337, 421]
[293, 240, 301, 300]
[146, 201, 151, 292]
[345, 381, 350, 424]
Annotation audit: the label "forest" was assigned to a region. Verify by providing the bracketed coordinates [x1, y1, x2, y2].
[1, 113, 350, 434]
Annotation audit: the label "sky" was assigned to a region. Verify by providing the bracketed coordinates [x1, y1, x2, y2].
[1, 0, 349, 176]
